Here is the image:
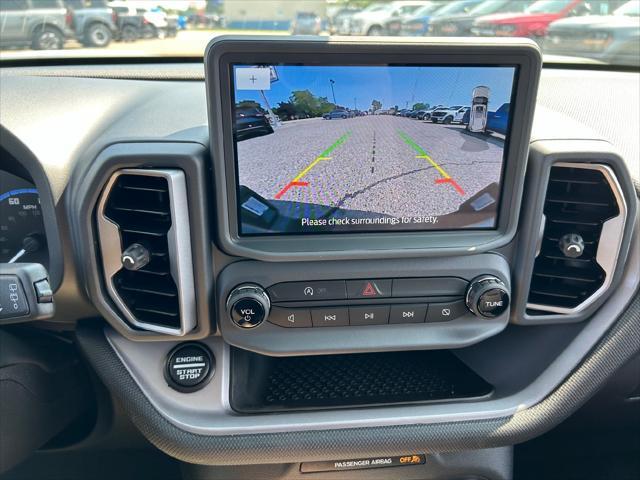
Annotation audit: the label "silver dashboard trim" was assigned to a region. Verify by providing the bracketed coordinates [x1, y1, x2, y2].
[105, 228, 639, 435]
[96, 169, 196, 336]
[527, 163, 628, 315]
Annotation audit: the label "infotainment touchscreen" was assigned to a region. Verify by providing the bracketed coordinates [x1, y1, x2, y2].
[231, 64, 517, 235]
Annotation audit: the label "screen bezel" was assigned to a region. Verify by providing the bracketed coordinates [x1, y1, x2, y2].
[230, 62, 518, 237]
[205, 36, 541, 261]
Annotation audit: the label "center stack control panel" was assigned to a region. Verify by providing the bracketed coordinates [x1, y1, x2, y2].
[217, 254, 513, 356]
[227, 276, 509, 329]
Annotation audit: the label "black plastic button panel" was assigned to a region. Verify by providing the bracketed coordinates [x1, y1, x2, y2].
[269, 307, 312, 328]
[0, 275, 29, 320]
[426, 300, 467, 323]
[389, 304, 428, 324]
[268, 281, 347, 302]
[311, 307, 349, 327]
[346, 279, 392, 299]
[268, 300, 468, 328]
[269, 277, 467, 302]
[349, 305, 390, 325]
[391, 277, 468, 297]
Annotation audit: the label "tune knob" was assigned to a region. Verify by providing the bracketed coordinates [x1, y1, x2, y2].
[121, 243, 150, 271]
[226, 284, 270, 329]
[465, 275, 510, 318]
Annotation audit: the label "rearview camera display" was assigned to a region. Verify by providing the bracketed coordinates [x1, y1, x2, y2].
[231, 64, 516, 235]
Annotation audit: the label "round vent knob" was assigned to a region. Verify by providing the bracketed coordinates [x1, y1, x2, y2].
[559, 233, 585, 259]
[466, 275, 510, 318]
[121, 243, 150, 271]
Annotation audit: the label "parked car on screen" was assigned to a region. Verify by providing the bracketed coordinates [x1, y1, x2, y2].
[66, 0, 117, 48]
[400, 0, 483, 36]
[430, 106, 470, 124]
[428, 0, 533, 36]
[235, 107, 274, 140]
[323, 109, 350, 119]
[384, 1, 447, 36]
[471, 0, 626, 39]
[486, 103, 510, 134]
[420, 104, 445, 120]
[291, 11, 322, 35]
[0, 0, 73, 50]
[348, 1, 429, 36]
[544, 0, 640, 65]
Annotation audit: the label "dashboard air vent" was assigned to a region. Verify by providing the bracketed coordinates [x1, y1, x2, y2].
[527, 163, 626, 314]
[96, 169, 195, 335]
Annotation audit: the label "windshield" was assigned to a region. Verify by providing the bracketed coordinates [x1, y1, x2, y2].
[526, 0, 573, 14]
[363, 3, 391, 12]
[468, 0, 511, 16]
[411, 3, 443, 17]
[0, 0, 638, 67]
[615, 1, 640, 16]
[436, 0, 482, 16]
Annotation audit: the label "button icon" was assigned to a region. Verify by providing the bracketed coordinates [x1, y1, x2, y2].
[303, 286, 314, 296]
[346, 280, 391, 299]
[361, 282, 379, 297]
[311, 308, 349, 327]
[268, 308, 312, 328]
[426, 300, 467, 323]
[389, 304, 427, 324]
[348, 306, 389, 326]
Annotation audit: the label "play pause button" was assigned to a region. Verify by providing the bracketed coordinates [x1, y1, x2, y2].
[389, 304, 428, 324]
[348, 306, 390, 325]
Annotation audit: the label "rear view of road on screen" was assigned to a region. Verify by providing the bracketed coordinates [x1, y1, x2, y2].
[232, 64, 515, 234]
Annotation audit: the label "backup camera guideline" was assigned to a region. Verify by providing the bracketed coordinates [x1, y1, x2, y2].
[233, 64, 515, 234]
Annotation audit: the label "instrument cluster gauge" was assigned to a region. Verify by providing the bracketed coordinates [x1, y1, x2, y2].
[0, 171, 48, 267]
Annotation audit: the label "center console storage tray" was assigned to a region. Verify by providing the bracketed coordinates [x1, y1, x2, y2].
[230, 348, 492, 413]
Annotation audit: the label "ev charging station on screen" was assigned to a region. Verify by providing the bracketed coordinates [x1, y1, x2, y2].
[231, 64, 516, 236]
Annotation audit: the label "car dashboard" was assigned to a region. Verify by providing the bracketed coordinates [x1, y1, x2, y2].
[0, 38, 639, 480]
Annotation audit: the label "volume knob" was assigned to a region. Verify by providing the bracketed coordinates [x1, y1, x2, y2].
[465, 275, 510, 318]
[226, 284, 270, 329]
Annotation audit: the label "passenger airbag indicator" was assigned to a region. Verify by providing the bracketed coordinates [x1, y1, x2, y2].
[300, 454, 425, 473]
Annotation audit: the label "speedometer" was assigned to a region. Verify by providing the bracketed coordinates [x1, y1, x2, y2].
[0, 171, 47, 266]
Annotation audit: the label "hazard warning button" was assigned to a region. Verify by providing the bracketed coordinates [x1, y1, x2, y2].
[346, 279, 392, 299]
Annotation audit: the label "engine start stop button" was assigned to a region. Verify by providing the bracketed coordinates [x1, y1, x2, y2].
[165, 343, 214, 392]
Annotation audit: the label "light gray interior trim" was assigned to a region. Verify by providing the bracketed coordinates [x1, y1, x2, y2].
[105, 226, 638, 435]
[216, 254, 511, 356]
[96, 169, 196, 336]
[527, 163, 628, 315]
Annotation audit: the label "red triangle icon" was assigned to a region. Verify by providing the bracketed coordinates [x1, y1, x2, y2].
[361, 282, 378, 297]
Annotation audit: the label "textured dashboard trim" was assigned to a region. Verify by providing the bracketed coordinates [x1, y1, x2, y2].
[512, 140, 638, 324]
[65, 142, 213, 341]
[76, 277, 640, 465]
